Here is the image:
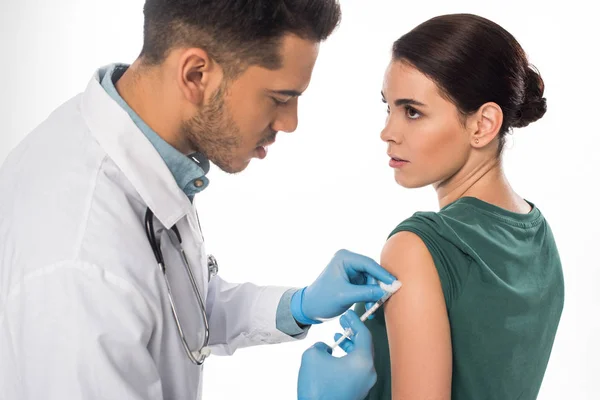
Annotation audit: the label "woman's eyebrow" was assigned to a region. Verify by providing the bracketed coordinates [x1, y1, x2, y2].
[393, 98, 427, 107]
[381, 91, 426, 107]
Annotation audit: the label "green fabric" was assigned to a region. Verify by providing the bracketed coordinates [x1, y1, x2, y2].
[360, 196, 564, 400]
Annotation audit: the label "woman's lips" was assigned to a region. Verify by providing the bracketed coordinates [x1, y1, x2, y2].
[389, 156, 409, 168]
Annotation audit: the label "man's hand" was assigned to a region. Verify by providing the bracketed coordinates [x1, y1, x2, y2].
[291, 249, 397, 324]
[298, 310, 377, 400]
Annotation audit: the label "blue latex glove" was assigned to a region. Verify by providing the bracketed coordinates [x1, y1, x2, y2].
[291, 249, 397, 325]
[298, 310, 377, 400]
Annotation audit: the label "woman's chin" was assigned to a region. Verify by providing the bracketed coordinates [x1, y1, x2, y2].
[394, 173, 429, 189]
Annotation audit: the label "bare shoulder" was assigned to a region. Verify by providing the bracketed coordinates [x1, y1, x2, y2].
[380, 230, 445, 328]
[380, 230, 452, 399]
[381, 230, 435, 278]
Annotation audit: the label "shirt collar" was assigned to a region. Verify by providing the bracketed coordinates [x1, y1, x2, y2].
[100, 63, 210, 199]
[82, 65, 190, 228]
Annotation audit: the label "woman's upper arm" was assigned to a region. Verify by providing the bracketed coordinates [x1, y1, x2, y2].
[381, 231, 452, 400]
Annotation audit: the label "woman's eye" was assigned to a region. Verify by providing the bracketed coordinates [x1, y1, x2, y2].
[405, 106, 421, 119]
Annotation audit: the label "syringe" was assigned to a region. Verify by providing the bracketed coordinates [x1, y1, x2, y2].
[331, 280, 402, 351]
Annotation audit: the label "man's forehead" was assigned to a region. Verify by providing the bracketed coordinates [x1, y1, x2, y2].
[275, 34, 320, 88]
[235, 35, 318, 93]
[242, 63, 310, 94]
[279, 34, 320, 67]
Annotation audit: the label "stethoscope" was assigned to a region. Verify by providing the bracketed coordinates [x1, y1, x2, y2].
[144, 208, 218, 365]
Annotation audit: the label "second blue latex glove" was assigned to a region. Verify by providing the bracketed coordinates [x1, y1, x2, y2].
[298, 310, 377, 400]
[291, 249, 397, 324]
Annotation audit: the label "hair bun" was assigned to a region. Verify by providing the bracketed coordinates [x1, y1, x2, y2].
[513, 66, 547, 128]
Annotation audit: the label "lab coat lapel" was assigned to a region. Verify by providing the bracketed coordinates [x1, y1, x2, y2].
[80, 67, 193, 229]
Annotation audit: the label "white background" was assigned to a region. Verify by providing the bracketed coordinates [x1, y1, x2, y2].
[1, 0, 598, 398]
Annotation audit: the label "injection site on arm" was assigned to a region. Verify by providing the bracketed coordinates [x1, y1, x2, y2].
[331, 280, 402, 350]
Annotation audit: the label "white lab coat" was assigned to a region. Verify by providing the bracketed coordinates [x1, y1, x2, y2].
[0, 67, 299, 400]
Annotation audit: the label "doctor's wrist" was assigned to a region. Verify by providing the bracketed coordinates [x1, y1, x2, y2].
[291, 287, 322, 326]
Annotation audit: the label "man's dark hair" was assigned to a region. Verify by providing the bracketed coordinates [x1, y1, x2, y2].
[140, 0, 341, 77]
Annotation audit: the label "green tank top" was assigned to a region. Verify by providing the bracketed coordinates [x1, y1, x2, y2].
[358, 196, 564, 400]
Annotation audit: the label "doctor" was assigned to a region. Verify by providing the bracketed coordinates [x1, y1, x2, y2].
[0, 1, 395, 399]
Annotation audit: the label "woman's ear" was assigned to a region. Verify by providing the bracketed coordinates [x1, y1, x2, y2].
[470, 102, 503, 148]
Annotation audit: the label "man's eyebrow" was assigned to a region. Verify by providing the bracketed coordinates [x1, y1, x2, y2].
[381, 91, 426, 107]
[270, 89, 303, 97]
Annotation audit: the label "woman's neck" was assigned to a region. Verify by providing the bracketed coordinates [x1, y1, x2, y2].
[435, 158, 531, 214]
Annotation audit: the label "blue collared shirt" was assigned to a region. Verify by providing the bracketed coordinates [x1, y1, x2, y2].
[101, 64, 209, 199]
[101, 64, 305, 336]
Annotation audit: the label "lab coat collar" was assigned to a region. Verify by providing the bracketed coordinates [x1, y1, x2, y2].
[80, 65, 192, 229]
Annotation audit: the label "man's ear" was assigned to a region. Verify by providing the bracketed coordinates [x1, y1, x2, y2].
[469, 102, 503, 148]
[176, 48, 223, 106]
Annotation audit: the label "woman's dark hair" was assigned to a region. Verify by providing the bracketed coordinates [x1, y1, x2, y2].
[140, 0, 341, 77]
[392, 14, 547, 154]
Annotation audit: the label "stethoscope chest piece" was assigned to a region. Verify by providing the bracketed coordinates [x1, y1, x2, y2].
[207, 254, 218, 281]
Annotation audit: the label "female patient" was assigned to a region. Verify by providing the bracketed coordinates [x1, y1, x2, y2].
[354, 14, 564, 400]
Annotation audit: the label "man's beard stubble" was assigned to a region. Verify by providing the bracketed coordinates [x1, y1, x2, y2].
[180, 84, 242, 174]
